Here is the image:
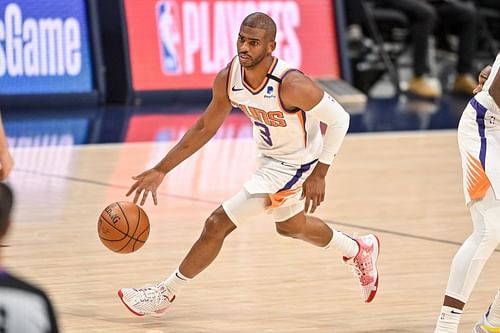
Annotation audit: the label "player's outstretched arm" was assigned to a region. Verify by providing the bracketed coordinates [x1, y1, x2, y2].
[0, 112, 14, 181]
[280, 72, 350, 213]
[127, 68, 233, 205]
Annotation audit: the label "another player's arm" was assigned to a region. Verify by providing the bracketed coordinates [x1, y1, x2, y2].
[127, 68, 233, 205]
[280, 72, 350, 213]
[0, 112, 13, 181]
[473, 65, 492, 94]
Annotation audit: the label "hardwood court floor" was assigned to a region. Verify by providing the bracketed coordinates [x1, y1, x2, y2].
[3, 130, 498, 333]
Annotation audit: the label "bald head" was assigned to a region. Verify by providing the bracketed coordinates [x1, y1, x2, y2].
[241, 12, 276, 41]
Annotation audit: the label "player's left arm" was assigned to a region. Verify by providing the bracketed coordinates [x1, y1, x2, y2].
[280, 72, 350, 213]
[0, 112, 13, 181]
[473, 65, 492, 94]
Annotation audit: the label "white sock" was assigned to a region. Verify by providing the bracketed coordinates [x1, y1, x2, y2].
[434, 306, 462, 333]
[486, 290, 500, 326]
[324, 230, 359, 258]
[162, 268, 191, 295]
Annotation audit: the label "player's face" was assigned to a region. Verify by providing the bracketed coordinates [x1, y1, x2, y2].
[237, 25, 275, 68]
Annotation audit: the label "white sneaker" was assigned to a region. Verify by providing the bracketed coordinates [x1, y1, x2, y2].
[472, 308, 500, 333]
[118, 283, 175, 316]
[343, 234, 380, 303]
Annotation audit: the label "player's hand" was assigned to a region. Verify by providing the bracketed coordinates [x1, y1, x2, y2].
[473, 65, 492, 94]
[126, 168, 166, 206]
[301, 174, 326, 214]
[0, 150, 14, 181]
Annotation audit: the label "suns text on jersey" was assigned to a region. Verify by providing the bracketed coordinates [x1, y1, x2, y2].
[238, 104, 287, 127]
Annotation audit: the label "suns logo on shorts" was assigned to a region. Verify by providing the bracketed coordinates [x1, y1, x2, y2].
[238, 104, 287, 127]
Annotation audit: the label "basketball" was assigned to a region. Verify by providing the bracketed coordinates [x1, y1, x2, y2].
[97, 201, 150, 253]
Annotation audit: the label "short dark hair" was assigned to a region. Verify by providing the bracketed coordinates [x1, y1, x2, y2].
[241, 12, 276, 41]
[0, 182, 13, 237]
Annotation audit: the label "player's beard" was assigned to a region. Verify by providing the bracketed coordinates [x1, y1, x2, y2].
[239, 50, 268, 69]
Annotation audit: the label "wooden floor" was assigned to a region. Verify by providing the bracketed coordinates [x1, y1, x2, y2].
[3, 130, 499, 333]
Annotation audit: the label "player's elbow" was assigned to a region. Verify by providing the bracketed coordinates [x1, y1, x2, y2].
[338, 108, 350, 128]
[325, 107, 350, 129]
[195, 117, 218, 139]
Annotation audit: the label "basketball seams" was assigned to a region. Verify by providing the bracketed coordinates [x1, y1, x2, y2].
[99, 215, 145, 243]
[115, 202, 142, 253]
[136, 226, 150, 241]
[99, 215, 129, 240]
[116, 202, 131, 235]
[98, 215, 146, 242]
[130, 205, 142, 251]
[115, 202, 134, 253]
[132, 208, 150, 251]
[98, 202, 150, 253]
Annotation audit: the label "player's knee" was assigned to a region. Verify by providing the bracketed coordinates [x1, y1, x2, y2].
[275, 221, 302, 239]
[470, 222, 500, 258]
[202, 208, 236, 239]
[484, 222, 500, 247]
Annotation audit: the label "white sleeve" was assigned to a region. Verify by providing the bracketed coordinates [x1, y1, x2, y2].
[306, 92, 350, 165]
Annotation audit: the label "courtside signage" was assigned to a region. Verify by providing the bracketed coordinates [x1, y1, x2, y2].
[124, 0, 340, 91]
[0, 0, 93, 94]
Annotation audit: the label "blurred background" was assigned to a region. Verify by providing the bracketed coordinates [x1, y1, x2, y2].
[0, 0, 498, 146]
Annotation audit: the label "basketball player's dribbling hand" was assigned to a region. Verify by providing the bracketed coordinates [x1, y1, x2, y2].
[126, 168, 166, 206]
[301, 174, 326, 214]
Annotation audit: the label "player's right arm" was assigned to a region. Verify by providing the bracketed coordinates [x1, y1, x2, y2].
[127, 68, 233, 205]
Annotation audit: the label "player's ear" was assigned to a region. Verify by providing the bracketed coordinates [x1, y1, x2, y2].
[268, 40, 276, 54]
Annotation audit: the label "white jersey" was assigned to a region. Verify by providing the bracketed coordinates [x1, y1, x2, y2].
[227, 56, 322, 165]
[458, 53, 500, 204]
[483, 52, 500, 97]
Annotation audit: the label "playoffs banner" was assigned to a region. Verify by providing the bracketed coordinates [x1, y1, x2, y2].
[124, 0, 340, 91]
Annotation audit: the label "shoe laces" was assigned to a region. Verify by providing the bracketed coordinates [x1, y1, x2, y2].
[352, 246, 374, 286]
[138, 284, 167, 307]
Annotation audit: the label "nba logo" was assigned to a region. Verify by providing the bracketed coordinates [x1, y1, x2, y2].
[156, 1, 182, 74]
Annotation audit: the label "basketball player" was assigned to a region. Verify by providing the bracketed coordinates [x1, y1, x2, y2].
[0, 183, 59, 332]
[119, 12, 380, 316]
[0, 113, 13, 181]
[434, 56, 500, 333]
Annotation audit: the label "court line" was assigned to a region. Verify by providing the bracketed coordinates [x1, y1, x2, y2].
[15, 168, 498, 252]
[326, 220, 471, 248]
[14, 169, 220, 205]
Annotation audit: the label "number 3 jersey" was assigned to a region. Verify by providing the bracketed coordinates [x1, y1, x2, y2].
[227, 56, 322, 165]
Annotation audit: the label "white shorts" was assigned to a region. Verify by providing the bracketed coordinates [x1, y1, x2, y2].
[222, 156, 318, 225]
[458, 91, 500, 205]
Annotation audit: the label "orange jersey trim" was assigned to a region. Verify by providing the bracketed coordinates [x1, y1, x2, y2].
[466, 153, 491, 201]
[296, 111, 307, 147]
[226, 56, 237, 98]
[241, 57, 278, 94]
[267, 187, 302, 209]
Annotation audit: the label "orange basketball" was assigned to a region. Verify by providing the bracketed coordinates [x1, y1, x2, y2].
[97, 201, 150, 253]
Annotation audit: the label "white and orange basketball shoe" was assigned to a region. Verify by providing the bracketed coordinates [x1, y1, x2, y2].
[118, 283, 175, 316]
[473, 308, 500, 333]
[343, 234, 380, 303]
